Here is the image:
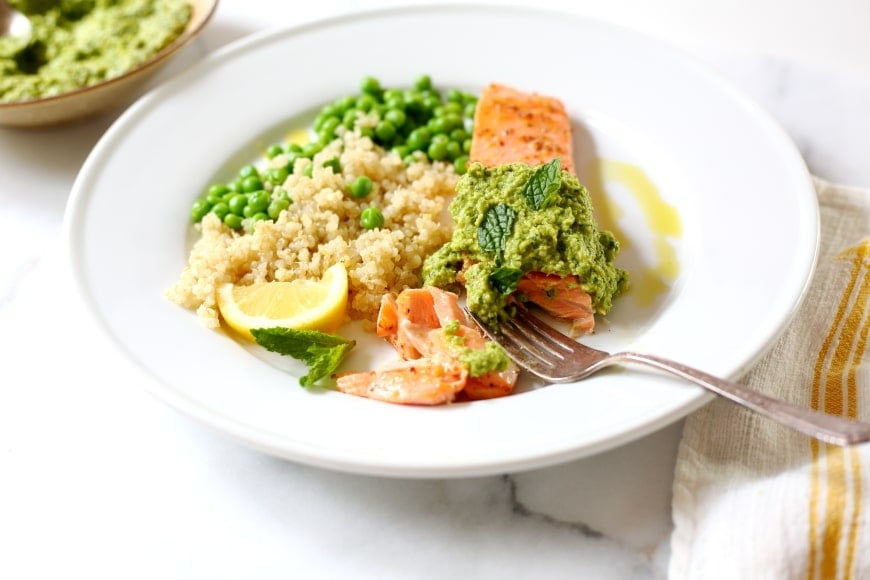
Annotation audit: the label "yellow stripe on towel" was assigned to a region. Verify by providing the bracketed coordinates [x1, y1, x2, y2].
[808, 240, 869, 580]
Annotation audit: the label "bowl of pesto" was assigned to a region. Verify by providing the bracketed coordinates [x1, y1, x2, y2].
[0, 0, 216, 127]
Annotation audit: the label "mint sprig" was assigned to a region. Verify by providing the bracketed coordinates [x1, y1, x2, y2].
[477, 203, 517, 256]
[489, 266, 523, 295]
[251, 327, 355, 387]
[522, 157, 562, 210]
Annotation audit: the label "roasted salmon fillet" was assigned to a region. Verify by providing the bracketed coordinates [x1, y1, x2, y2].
[470, 83, 575, 174]
[468, 83, 605, 333]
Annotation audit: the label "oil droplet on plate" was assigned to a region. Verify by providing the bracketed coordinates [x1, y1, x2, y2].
[585, 159, 682, 308]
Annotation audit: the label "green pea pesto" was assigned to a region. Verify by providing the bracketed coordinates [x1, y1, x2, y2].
[0, 0, 192, 103]
[423, 161, 628, 326]
[441, 319, 511, 378]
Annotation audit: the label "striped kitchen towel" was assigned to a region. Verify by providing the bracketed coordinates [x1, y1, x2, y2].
[669, 178, 870, 579]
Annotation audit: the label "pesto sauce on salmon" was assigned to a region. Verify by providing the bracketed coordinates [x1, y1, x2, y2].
[442, 319, 511, 377]
[423, 160, 628, 326]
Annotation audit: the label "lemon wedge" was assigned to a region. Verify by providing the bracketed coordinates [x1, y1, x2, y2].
[217, 263, 348, 340]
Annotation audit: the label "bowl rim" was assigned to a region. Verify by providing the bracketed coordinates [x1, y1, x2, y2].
[0, 0, 219, 110]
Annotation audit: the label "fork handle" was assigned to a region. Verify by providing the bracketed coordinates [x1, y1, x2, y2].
[611, 351, 870, 446]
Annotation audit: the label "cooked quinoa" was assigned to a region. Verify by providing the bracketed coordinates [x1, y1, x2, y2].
[166, 130, 458, 327]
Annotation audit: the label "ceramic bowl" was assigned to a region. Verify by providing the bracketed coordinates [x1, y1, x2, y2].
[0, 0, 217, 128]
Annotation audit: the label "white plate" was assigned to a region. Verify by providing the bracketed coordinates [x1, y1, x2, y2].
[64, 5, 818, 477]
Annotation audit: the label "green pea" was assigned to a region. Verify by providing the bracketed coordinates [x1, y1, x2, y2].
[404, 92, 424, 115]
[207, 184, 230, 198]
[464, 102, 477, 118]
[454, 155, 469, 175]
[303, 164, 313, 177]
[266, 144, 284, 159]
[384, 97, 405, 112]
[382, 89, 403, 102]
[414, 75, 432, 91]
[442, 113, 463, 132]
[223, 213, 243, 230]
[446, 141, 462, 160]
[190, 199, 211, 222]
[406, 127, 431, 151]
[392, 145, 409, 158]
[384, 108, 406, 128]
[265, 167, 289, 185]
[301, 142, 323, 158]
[322, 156, 342, 174]
[272, 187, 289, 201]
[442, 101, 463, 114]
[375, 120, 397, 142]
[335, 95, 356, 113]
[427, 141, 448, 161]
[243, 205, 256, 218]
[287, 143, 304, 154]
[321, 102, 340, 117]
[360, 207, 384, 230]
[251, 212, 269, 222]
[462, 138, 472, 153]
[358, 126, 375, 139]
[348, 175, 373, 198]
[446, 88, 464, 103]
[428, 117, 447, 134]
[343, 108, 359, 129]
[357, 93, 377, 112]
[448, 128, 465, 142]
[239, 165, 258, 179]
[247, 190, 270, 213]
[228, 194, 248, 216]
[360, 75, 381, 95]
[241, 176, 263, 193]
[402, 154, 418, 166]
[211, 202, 229, 219]
[422, 96, 440, 112]
[268, 198, 291, 219]
[318, 116, 341, 140]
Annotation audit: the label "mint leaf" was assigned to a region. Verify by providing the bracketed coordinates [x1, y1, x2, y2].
[478, 203, 517, 255]
[489, 267, 523, 295]
[522, 157, 562, 210]
[251, 327, 356, 387]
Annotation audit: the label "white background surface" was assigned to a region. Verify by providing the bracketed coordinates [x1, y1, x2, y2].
[2, 1, 870, 579]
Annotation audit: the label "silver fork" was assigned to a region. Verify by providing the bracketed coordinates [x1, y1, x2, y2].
[466, 306, 870, 446]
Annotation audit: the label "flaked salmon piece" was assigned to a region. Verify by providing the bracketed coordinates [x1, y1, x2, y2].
[335, 356, 467, 405]
[431, 324, 518, 400]
[342, 286, 519, 404]
[376, 293, 399, 339]
[470, 83, 575, 174]
[516, 272, 595, 335]
[400, 320, 519, 401]
[390, 287, 470, 359]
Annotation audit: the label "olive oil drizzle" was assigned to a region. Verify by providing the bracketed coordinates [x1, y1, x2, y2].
[585, 159, 682, 308]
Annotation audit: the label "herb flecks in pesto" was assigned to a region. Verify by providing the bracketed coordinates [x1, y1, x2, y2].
[423, 161, 628, 325]
[0, 0, 192, 103]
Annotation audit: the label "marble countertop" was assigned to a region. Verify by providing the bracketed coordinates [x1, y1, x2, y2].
[3, 3, 870, 579]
